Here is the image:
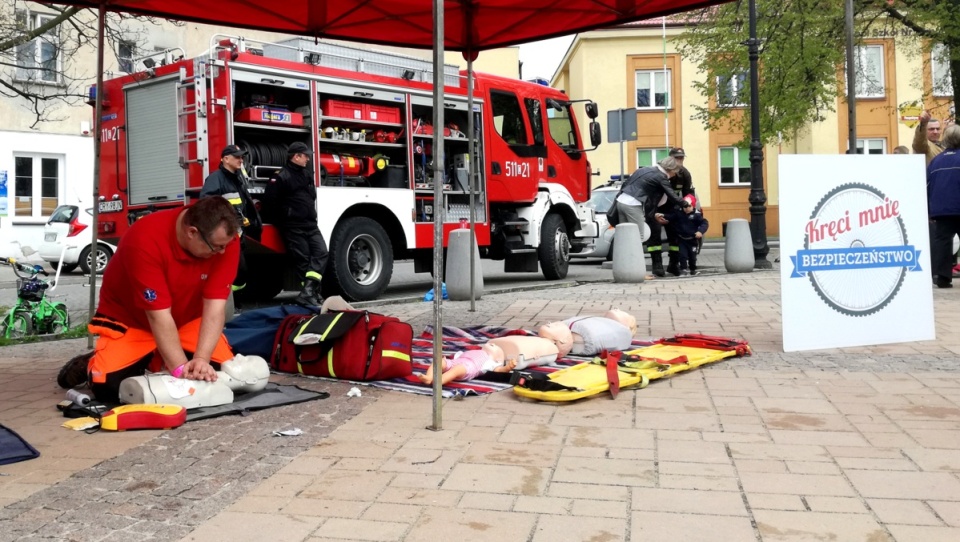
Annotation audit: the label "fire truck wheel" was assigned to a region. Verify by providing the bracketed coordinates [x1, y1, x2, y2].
[327, 217, 394, 301]
[539, 213, 570, 280]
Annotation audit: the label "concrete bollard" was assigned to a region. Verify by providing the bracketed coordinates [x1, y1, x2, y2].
[446, 228, 484, 300]
[724, 218, 754, 273]
[612, 222, 645, 283]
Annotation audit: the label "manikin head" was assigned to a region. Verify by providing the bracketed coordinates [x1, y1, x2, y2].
[537, 321, 575, 357]
[481, 341, 505, 364]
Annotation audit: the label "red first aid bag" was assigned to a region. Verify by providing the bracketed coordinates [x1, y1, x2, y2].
[271, 310, 413, 381]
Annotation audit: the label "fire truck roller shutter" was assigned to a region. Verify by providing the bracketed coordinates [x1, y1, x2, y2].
[323, 216, 394, 301]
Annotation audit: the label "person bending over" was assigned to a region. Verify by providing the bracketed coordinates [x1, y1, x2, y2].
[58, 197, 241, 403]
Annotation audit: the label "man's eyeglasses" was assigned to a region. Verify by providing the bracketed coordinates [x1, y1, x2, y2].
[198, 229, 227, 253]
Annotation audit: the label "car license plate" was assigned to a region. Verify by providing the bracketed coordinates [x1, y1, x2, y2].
[98, 200, 123, 213]
[45, 233, 57, 242]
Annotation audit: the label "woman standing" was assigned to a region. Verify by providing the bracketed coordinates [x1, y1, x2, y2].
[614, 157, 685, 276]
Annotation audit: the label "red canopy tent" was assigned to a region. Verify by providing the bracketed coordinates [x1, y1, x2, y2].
[40, 1, 720, 51]
[35, 0, 729, 426]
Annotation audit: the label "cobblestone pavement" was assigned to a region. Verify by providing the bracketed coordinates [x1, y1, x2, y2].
[2, 250, 960, 541]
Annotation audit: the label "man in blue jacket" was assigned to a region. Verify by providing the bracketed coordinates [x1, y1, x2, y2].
[926, 124, 960, 288]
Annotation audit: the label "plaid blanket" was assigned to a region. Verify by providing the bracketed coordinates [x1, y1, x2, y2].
[371, 325, 653, 398]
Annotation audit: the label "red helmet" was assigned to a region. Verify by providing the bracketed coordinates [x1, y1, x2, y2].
[683, 194, 697, 208]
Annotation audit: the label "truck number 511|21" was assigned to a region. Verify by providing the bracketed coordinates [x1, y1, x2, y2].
[505, 161, 530, 178]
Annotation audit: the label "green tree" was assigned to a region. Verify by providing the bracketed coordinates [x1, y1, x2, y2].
[0, 1, 166, 127]
[676, 0, 960, 147]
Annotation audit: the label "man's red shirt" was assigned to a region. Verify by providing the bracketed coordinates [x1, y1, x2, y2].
[97, 207, 239, 330]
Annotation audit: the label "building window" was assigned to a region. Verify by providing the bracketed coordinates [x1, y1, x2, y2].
[719, 147, 751, 186]
[854, 45, 884, 98]
[118, 40, 136, 73]
[636, 69, 671, 109]
[490, 90, 528, 145]
[13, 155, 61, 218]
[932, 44, 952, 98]
[636, 148, 671, 169]
[855, 138, 886, 155]
[14, 11, 62, 84]
[717, 72, 748, 107]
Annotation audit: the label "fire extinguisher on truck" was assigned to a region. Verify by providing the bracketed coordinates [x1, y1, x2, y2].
[91, 35, 603, 302]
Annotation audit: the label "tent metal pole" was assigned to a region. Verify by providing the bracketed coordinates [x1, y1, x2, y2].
[88, 2, 106, 348]
[467, 56, 476, 312]
[429, 0, 446, 430]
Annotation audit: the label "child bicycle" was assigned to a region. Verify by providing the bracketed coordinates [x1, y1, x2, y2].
[1, 257, 70, 339]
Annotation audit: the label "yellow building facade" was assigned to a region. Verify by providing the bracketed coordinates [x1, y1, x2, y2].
[555, 23, 953, 236]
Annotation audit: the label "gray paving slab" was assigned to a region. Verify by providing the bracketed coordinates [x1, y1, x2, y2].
[2, 252, 960, 542]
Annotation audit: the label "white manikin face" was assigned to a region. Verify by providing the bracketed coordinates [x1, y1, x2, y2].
[537, 321, 574, 357]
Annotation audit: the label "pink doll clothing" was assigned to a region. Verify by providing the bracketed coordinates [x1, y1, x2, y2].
[446, 350, 498, 381]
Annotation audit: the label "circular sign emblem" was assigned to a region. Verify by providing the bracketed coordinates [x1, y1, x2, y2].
[799, 183, 912, 316]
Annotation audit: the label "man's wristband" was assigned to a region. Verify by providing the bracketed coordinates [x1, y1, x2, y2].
[170, 364, 186, 378]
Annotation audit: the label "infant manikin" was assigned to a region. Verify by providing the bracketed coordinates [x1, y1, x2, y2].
[417, 342, 517, 386]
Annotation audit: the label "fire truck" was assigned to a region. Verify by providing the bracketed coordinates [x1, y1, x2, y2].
[92, 36, 602, 302]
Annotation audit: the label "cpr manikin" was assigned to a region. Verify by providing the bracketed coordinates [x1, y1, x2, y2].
[486, 335, 560, 370]
[118, 354, 270, 409]
[417, 343, 517, 385]
[538, 309, 637, 356]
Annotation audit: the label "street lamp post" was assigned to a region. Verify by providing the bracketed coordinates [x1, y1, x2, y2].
[746, 0, 771, 269]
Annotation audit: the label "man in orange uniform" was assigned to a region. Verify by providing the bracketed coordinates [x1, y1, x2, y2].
[58, 197, 241, 403]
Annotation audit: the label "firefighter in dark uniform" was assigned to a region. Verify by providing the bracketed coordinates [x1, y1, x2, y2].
[200, 144, 262, 305]
[658, 147, 696, 276]
[263, 141, 328, 307]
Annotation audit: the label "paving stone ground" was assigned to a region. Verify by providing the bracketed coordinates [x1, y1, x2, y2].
[2, 249, 960, 541]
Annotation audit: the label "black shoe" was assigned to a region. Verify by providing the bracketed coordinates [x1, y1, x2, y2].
[650, 253, 665, 277]
[666, 253, 680, 276]
[295, 278, 323, 307]
[936, 276, 953, 289]
[57, 351, 93, 389]
[295, 291, 322, 307]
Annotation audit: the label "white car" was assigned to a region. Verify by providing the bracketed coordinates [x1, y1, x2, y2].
[572, 181, 650, 261]
[38, 205, 116, 274]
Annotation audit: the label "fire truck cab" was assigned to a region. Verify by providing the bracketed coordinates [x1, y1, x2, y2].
[93, 36, 602, 301]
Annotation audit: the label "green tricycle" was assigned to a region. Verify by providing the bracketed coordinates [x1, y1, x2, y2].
[1, 257, 70, 339]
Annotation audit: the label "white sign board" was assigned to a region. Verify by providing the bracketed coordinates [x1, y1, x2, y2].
[779, 155, 934, 352]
